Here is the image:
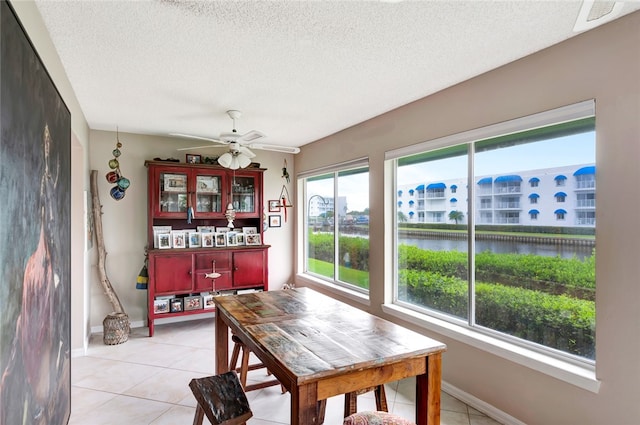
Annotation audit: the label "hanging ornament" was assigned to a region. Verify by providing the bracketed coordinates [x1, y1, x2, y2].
[105, 127, 130, 201]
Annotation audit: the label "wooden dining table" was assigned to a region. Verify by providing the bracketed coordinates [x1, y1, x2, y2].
[214, 287, 447, 425]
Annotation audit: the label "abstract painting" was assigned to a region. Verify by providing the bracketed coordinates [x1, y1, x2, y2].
[0, 1, 71, 424]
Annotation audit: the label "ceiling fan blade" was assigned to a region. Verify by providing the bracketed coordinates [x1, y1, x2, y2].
[170, 133, 228, 144]
[248, 143, 301, 154]
[237, 130, 265, 143]
[176, 144, 225, 151]
[238, 146, 257, 159]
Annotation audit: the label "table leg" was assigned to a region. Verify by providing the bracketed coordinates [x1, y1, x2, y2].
[291, 383, 319, 424]
[215, 312, 229, 375]
[416, 352, 442, 425]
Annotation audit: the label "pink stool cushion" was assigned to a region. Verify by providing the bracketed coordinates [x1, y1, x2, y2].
[343, 411, 415, 425]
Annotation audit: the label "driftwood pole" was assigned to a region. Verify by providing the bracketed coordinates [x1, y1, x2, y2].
[91, 170, 129, 344]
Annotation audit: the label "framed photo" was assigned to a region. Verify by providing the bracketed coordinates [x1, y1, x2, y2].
[184, 295, 203, 311]
[243, 226, 257, 235]
[216, 227, 230, 233]
[186, 153, 201, 164]
[169, 298, 183, 313]
[226, 231, 238, 247]
[202, 232, 215, 248]
[245, 233, 262, 246]
[235, 232, 245, 246]
[197, 225, 215, 233]
[154, 299, 169, 314]
[269, 215, 281, 228]
[268, 199, 281, 212]
[188, 231, 201, 248]
[163, 173, 187, 192]
[158, 233, 172, 249]
[171, 231, 186, 248]
[153, 225, 172, 248]
[196, 175, 218, 194]
[202, 294, 216, 309]
[215, 232, 227, 247]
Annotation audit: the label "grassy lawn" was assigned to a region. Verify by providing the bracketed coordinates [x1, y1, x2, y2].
[307, 258, 369, 289]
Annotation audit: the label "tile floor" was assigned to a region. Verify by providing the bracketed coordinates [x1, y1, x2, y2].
[70, 318, 503, 425]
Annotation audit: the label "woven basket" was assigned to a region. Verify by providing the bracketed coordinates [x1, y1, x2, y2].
[103, 312, 130, 345]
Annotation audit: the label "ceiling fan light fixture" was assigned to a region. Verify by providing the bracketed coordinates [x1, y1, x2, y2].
[237, 153, 252, 169]
[217, 152, 233, 168]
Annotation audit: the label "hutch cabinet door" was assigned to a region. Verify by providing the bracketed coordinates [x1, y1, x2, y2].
[150, 166, 189, 218]
[232, 250, 267, 288]
[193, 169, 226, 218]
[193, 251, 232, 291]
[230, 171, 262, 218]
[151, 254, 193, 294]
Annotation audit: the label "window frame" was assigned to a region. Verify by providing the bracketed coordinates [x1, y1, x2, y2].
[384, 100, 599, 392]
[296, 158, 370, 295]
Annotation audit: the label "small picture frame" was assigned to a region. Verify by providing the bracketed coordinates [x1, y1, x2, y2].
[169, 298, 183, 313]
[245, 233, 262, 246]
[243, 227, 257, 235]
[153, 225, 172, 248]
[201, 232, 215, 248]
[215, 232, 227, 247]
[184, 295, 203, 311]
[226, 231, 238, 247]
[188, 231, 201, 248]
[269, 215, 281, 228]
[158, 233, 172, 249]
[171, 231, 186, 248]
[268, 199, 281, 212]
[154, 299, 169, 314]
[235, 232, 245, 246]
[202, 294, 216, 309]
[216, 227, 230, 233]
[186, 153, 202, 164]
[197, 225, 215, 233]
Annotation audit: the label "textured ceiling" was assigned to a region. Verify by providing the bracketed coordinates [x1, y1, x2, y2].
[34, 1, 640, 150]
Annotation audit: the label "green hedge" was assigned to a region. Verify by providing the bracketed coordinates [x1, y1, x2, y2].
[309, 233, 370, 271]
[398, 245, 595, 299]
[399, 269, 595, 358]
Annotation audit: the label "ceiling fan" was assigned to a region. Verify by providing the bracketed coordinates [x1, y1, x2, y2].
[173, 110, 300, 170]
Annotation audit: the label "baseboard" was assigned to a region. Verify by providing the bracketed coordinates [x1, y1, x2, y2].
[90, 313, 215, 334]
[442, 381, 527, 425]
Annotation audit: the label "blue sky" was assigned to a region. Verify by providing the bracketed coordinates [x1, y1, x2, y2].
[309, 131, 595, 213]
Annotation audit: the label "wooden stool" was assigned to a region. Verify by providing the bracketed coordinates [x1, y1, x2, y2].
[229, 334, 285, 393]
[189, 371, 253, 425]
[344, 385, 388, 417]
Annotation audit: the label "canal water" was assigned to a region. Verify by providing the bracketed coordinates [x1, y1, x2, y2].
[399, 237, 593, 260]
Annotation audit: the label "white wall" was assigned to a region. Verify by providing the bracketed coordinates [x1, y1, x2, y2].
[11, 1, 91, 353]
[88, 130, 296, 328]
[294, 11, 640, 425]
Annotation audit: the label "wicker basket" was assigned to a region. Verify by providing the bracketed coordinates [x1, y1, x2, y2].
[103, 312, 130, 345]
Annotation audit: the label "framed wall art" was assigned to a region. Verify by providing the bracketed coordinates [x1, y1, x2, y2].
[0, 2, 72, 423]
[268, 199, 281, 212]
[269, 215, 281, 228]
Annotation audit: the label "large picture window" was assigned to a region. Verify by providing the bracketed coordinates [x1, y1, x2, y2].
[392, 102, 596, 361]
[300, 160, 370, 292]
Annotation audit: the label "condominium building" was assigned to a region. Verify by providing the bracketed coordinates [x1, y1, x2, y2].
[397, 164, 595, 227]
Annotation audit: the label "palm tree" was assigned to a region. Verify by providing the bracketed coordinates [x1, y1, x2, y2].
[398, 211, 408, 223]
[449, 210, 464, 224]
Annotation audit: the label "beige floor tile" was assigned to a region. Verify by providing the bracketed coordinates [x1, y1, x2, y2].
[68, 394, 171, 425]
[149, 404, 196, 424]
[442, 391, 470, 414]
[71, 319, 505, 425]
[442, 409, 473, 425]
[124, 368, 208, 404]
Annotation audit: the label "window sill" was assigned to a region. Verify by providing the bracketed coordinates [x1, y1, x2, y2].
[295, 273, 370, 307]
[382, 303, 600, 393]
